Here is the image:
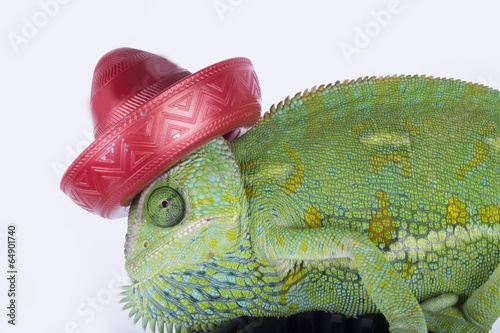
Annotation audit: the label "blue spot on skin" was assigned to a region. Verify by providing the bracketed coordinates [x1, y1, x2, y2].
[256, 225, 263, 236]
[417, 200, 429, 211]
[397, 188, 409, 201]
[338, 97, 346, 107]
[352, 86, 362, 98]
[337, 205, 346, 217]
[358, 104, 369, 112]
[209, 174, 219, 183]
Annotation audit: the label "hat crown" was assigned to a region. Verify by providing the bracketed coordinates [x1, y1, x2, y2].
[61, 48, 262, 219]
[90, 48, 192, 139]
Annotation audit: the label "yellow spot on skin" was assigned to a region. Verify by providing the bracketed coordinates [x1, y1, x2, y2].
[370, 150, 412, 178]
[240, 159, 257, 171]
[478, 202, 500, 224]
[368, 190, 397, 248]
[244, 186, 255, 199]
[180, 165, 195, 184]
[226, 229, 236, 242]
[299, 237, 309, 253]
[445, 195, 470, 227]
[479, 291, 488, 306]
[208, 239, 218, 248]
[379, 280, 390, 289]
[470, 310, 485, 323]
[304, 204, 322, 228]
[332, 235, 346, 251]
[222, 191, 239, 203]
[283, 142, 304, 195]
[360, 133, 410, 146]
[192, 197, 214, 209]
[354, 253, 362, 264]
[366, 279, 375, 296]
[403, 117, 423, 135]
[488, 283, 500, 296]
[349, 118, 373, 135]
[277, 235, 285, 247]
[402, 261, 416, 280]
[481, 123, 497, 135]
[280, 267, 305, 305]
[456, 139, 488, 181]
[288, 303, 299, 313]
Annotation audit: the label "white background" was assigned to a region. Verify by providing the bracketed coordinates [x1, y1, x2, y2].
[1, 0, 500, 332]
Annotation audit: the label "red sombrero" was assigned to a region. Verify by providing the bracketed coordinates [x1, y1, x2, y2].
[60, 48, 261, 219]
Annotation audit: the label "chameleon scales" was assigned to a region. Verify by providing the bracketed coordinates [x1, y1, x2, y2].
[121, 75, 500, 333]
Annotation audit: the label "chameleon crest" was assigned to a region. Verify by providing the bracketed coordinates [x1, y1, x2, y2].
[122, 75, 500, 333]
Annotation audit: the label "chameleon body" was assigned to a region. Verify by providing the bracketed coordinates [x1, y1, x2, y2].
[122, 75, 500, 333]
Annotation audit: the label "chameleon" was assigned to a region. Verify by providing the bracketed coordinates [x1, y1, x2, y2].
[120, 74, 500, 333]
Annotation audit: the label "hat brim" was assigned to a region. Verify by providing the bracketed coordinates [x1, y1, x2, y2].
[61, 57, 261, 219]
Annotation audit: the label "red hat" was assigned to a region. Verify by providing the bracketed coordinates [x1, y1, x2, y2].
[60, 48, 261, 219]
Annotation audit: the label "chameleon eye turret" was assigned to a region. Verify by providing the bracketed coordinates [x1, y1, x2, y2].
[146, 186, 185, 228]
[60, 47, 261, 219]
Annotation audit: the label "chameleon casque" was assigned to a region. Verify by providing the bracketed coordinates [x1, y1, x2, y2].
[120, 75, 500, 333]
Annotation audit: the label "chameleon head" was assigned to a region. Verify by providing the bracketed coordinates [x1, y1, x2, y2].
[122, 137, 251, 332]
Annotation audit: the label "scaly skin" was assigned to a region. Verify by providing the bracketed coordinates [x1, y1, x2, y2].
[122, 75, 500, 333]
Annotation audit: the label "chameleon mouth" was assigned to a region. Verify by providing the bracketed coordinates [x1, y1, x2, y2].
[126, 214, 234, 278]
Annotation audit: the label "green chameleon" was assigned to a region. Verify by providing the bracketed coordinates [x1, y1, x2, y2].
[120, 75, 500, 333]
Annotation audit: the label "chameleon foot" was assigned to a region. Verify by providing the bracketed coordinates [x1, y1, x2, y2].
[420, 293, 486, 332]
[463, 264, 500, 331]
[421, 293, 459, 313]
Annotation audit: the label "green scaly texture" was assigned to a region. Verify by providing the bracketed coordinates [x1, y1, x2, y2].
[121, 75, 500, 333]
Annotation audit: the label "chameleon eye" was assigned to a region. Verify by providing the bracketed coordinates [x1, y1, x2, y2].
[146, 186, 185, 227]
